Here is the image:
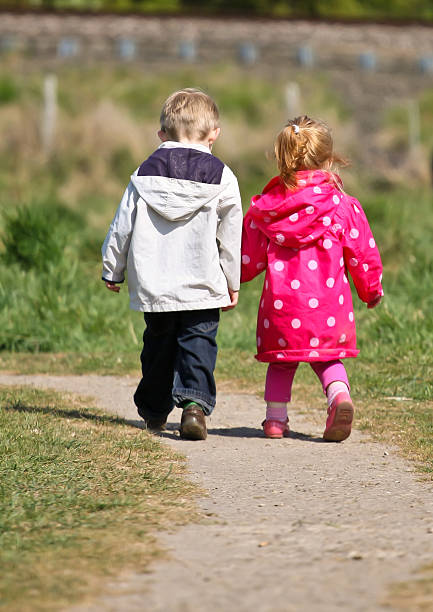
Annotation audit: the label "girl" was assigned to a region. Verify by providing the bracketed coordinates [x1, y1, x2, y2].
[241, 116, 383, 442]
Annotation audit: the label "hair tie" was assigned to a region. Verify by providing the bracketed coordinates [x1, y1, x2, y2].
[292, 124, 300, 134]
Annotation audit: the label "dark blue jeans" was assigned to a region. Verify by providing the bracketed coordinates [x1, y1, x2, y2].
[134, 309, 220, 421]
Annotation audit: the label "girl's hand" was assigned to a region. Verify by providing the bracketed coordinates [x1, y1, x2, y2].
[367, 295, 382, 309]
[222, 289, 239, 311]
[105, 281, 120, 293]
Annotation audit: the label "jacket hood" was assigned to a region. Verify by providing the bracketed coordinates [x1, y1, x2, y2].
[250, 170, 343, 248]
[131, 172, 227, 222]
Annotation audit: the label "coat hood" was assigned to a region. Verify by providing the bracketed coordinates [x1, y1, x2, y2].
[131, 172, 227, 222]
[250, 170, 343, 248]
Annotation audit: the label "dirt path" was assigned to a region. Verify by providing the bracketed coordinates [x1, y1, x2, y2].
[1, 373, 432, 611]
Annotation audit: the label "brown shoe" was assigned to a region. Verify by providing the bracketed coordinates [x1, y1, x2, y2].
[180, 404, 207, 440]
[137, 408, 167, 432]
[145, 418, 167, 432]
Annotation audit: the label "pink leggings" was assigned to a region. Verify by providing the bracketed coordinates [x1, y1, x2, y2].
[264, 360, 349, 403]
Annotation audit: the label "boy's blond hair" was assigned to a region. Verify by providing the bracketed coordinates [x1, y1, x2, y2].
[160, 88, 219, 142]
[274, 115, 348, 190]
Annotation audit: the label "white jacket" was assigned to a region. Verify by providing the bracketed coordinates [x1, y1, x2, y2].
[101, 142, 243, 312]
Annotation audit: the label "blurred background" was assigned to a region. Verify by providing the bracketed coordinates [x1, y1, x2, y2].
[0, 1, 432, 400]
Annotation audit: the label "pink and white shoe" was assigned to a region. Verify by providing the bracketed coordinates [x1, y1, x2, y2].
[323, 392, 354, 442]
[262, 418, 290, 439]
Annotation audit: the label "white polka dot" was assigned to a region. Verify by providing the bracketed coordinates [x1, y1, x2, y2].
[322, 216, 331, 226]
[349, 312, 354, 322]
[274, 261, 284, 272]
[363, 263, 369, 272]
[313, 186, 322, 194]
[260, 299, 264, 308]
[327, 317, 336, 327]
[278, 338, 286, 347]
[276, 233, 285, 243]
[242, 255, 250, 264]
[333, 195, 340, 204]
[308, 234, 315, 241]
[274, 300, 283, 310]
[339, 294, 344, 305]
[369, 238, 376, 248]
[291, 318, 301, 329]
[277, 353, 285, 359]
[298, 179, 306, 186]
[339, 351, 346, 358]
[343, 274, 348, 284]
[323, 239, 332, 250]
[310, 337, 319, 347]
[309, 298, 319, 309]
[250, 220, 257, 229]
[309, 350, 319, 358]
[350, 229, 359, 239]
[257, 336, 261, 346]
[353, 204, 360, 213]
[340, 257, 344, 267]
[291, 279, 300, 290]
[264, 319, 270, 329]
[379, 273, 383, 282]
[264, 217, 271, 223]
[289, 213, 299, 222]
[339, 333, 346, 343]
[326, 277, 335, 288]
[269, 211, 277, 217]
[265, 280, 269, 290]
[349, 258, 358, 267]
[306, 206, 315, 215]
[308, 260, 318, 270]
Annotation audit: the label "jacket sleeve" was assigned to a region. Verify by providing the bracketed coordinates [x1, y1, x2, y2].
[101, 181, 138, 283]
[339, 196, 383, 304]
[241, 206, 269, 283]
[216, 167, 243, 291]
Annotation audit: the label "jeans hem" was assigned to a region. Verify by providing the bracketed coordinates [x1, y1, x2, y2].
[136, 404, 174, 422]
[173, 389, 215, 416]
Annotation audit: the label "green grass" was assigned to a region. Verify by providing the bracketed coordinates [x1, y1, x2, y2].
[0, 385, 199, 612]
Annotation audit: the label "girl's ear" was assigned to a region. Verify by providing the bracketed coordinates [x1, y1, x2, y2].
[158, 129, 168, 142]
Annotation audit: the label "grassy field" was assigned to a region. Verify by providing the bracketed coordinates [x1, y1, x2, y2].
[0, 61, 432, 608]
[0, 384, 200, 612]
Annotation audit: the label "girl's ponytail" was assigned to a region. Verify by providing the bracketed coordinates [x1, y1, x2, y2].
[274, 115, 348, 191]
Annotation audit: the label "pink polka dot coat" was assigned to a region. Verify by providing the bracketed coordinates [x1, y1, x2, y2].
[241, 170, 383, 363]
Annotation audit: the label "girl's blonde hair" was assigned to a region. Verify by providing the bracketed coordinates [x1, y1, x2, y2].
[160, 88, 219, 141]
[274, 115, 347, 190]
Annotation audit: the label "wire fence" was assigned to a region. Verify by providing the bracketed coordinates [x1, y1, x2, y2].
[0, 13, 432, 75]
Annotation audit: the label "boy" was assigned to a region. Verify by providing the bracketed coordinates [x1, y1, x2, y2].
[101, 88, 242, 440]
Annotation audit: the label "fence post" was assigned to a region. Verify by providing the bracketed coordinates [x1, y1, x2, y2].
[42, 74, 57, 156]
[408, 99, 420, 153]
[285, 82, 301, 117]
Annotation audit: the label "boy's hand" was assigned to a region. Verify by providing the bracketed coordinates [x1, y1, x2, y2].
[367, 295, 382, 309]
[222, 289, 239, 311]
[105, 281, 120, 293]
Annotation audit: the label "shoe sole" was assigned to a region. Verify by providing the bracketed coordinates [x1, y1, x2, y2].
[263, 430, 290, 439]
[323, 402, 354, 442]
[145, 423, 166, 432]
[180, 423, 207, 441]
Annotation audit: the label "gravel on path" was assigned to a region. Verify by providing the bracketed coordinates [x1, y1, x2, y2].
[1, 374, 432, 612]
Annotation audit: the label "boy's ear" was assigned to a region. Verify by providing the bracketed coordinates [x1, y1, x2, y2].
[158, 129, 168, 142]
[208, 127, 221, 146]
